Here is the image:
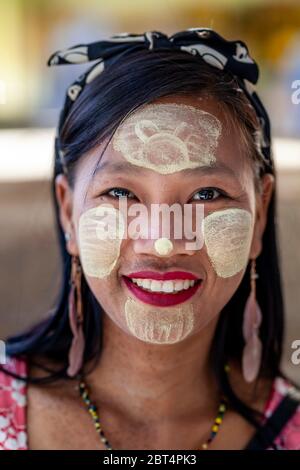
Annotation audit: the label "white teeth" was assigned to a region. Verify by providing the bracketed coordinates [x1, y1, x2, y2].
[162, 281, 175, 293]
[129, 278, 197, 293]
[151, 280, 163, 292]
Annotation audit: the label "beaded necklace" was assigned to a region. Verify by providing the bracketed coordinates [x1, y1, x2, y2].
[77, 365, 230, 450]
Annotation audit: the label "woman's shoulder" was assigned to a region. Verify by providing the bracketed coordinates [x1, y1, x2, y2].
[264, 375, 300, 450]
[0, 355, 28, 450]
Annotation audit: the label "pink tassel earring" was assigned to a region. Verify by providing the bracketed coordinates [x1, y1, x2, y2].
[67, 255, 85, 377]
[242, 258, 262, 383]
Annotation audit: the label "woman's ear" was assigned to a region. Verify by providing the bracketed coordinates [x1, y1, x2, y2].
[55, 174, 79, 256]
[249, 173, 275, 259]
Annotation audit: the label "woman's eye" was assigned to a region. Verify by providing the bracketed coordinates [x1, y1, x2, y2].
[192, 188, 225, 201]
[103, 187, 226, 201]
[106, 187, 136, 199]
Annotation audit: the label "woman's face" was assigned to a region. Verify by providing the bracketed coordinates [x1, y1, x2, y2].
[56, 94, 274, 345]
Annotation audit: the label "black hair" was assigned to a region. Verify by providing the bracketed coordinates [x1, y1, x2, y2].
[1, 49, 285, 428]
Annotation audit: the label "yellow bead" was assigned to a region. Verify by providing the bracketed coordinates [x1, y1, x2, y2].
[212, 425, 219, 432]
[215, 417, 222, 424]
[219, 404, 226, 412]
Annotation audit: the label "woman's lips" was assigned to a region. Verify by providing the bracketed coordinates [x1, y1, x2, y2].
[122, 275, 202, 307]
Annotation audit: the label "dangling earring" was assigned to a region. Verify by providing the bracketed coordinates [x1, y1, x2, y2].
[64, 232, 71, 242]
[67, 255, 85, 378]
[242, 258, 262, 383]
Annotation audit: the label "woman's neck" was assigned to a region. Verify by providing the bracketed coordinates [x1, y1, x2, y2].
[84, 313, 221, 424]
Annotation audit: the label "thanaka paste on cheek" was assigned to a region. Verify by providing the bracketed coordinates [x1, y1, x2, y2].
[124, 297, 194, 344]
[202, 208, 253, 278]
[112, 103, 222, 174]
[78, 205, 125, 279]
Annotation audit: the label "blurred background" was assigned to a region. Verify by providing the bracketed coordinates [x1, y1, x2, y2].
[0, 0, 299, 383]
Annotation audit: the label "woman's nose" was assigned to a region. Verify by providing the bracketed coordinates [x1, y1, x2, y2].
[133, 236, 198, 257]
[131, 219, 199, 257]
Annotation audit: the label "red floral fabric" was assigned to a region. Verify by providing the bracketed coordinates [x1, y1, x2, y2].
[0, 356, 27, 450]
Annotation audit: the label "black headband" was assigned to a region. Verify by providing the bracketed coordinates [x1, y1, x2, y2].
[47, 27, 273, 174]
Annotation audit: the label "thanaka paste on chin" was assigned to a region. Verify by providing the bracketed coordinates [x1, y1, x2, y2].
[124, 297, 195, 344]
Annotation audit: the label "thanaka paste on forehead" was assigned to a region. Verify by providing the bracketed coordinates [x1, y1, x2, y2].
[202, 208, 253, 278]
[112, 102, 222, 174]
[78, 205, 125, 279]
[124, 297, 194, 344]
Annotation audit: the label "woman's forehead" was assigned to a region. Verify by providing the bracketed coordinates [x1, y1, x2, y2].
[76, 96, 251, 185]
[111, 101, 222, 173]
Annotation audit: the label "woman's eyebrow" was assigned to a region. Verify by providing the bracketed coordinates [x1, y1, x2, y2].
[179, 161, 237, 178]
[91, 160, 237, 179]
[91, 161, 148, 179]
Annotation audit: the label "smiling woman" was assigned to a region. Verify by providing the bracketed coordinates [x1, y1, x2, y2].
[0, 28, 300, 451]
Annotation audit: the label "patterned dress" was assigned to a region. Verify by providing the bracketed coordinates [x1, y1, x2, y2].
[0, 356, 299, 450]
